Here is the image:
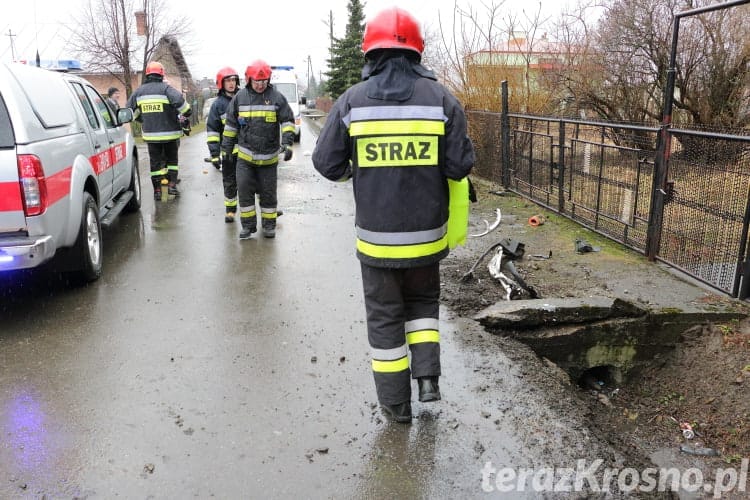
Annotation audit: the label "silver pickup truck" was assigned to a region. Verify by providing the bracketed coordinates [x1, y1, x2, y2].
[0, 62, 141, 282]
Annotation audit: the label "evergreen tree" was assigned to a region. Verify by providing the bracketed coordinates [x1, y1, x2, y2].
[324, 0, 366, 99]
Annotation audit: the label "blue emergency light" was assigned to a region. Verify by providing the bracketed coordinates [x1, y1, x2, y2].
[271, 66, 294, 71]
[20, 59, 82, 71]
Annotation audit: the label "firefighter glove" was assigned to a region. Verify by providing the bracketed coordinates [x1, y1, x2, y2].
[282, 145, 293, 161]
[179, 116, 191, 136]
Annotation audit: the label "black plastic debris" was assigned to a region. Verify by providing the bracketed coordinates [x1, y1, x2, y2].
[575, 239, 600, 253]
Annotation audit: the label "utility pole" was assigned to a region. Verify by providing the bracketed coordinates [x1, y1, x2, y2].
[6, 29, 17, 61]
[328, 11, 334, 55]
[322, 10, 334, 71]
[306, 55, 313, 96]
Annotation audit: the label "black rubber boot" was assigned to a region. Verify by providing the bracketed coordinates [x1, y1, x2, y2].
[239, 219, 256, 240]
[262, 219, 276, 239]
[382, 401, 412, 423]
[418, 376, 441, 402]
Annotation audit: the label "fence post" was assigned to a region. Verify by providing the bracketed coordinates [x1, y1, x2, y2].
[558, 120, 565, 213]
[501, 81, 510, 188]
[646, 11, 683, 260]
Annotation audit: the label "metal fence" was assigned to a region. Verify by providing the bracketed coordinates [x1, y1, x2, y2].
[466, 0, 750, 298]
[467, 105, 750, 298]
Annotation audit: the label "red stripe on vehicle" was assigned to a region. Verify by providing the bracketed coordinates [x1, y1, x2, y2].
[1, 142, 126, 211]
[89, 142, 126, 175]
[0, 182, 23, 211]
[47, 166, 73, 205]
[112, 143, 127, 163]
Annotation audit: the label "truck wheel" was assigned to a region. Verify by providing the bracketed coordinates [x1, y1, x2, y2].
[73, 192, 103, 282]
[124, 155, 142, 213]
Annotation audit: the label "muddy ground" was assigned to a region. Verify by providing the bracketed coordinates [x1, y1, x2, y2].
[304, 113, 748, 491]
[440, 176, 750, 488]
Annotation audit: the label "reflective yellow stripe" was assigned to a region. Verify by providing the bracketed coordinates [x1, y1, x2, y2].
[261, 212, 277, 219]
[239, 110, 277, 122]
[240, 210, 256, 218]
[143, 133, 182, 141]
[406, 330, 440, 345]
[224, 129, 237, 138]
[372, 357, 409, 373]
[357, 136, 438, 167]
[357, 235, 448, 259]
[350, 120, 445, 136]
[150, 169, 168, 177]
[238, 151, 278, 165]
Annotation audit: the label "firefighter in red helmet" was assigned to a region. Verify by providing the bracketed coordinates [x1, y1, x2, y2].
[312, 7, 475, 423]
[221, 60, 295, 238]
[127, 61, 192, 199]
[206, 66, 240, 222]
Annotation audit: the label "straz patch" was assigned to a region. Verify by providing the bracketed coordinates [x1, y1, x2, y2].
[357, 136, 438, 167]
[141, 102, 164, 113]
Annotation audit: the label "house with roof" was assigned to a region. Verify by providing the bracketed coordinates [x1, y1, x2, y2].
[77, 35, 200, 119]
[464, 32, 574, 113]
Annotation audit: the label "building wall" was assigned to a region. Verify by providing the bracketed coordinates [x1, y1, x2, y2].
[80, 69, 185, 100]
[78, 73, 143, 108]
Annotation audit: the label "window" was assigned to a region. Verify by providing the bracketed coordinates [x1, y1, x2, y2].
[0, 96, 15, 148]
[71, 83, 99, 129]
[84, 85, 116, 129]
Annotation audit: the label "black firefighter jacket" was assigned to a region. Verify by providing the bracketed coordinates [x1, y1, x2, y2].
[312, 53, 475, 269]
[206, 92, 232, 159]
[127, 80, 191, 143]
[221, 84, 295, 165]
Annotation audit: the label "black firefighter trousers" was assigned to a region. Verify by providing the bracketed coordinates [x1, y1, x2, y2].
[236, 160, 278, 230]
[361, 262, 441, 405]
[147, 140, 180, 189]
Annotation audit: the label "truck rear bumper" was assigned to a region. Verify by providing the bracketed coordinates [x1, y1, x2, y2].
[0, 235, 55, 271]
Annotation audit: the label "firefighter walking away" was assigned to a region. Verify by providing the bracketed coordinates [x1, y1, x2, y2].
[127, 61, 192, 200]
[312, 7, 475, 423]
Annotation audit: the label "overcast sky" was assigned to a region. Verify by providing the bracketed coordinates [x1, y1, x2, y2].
[1, 0, 574, 82]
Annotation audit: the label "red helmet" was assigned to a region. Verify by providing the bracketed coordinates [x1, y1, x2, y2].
[145, 61, 165, 77]
[216, 66, 239, 88]
[244, 60, 272, 82]
[362, 7, 424, 56]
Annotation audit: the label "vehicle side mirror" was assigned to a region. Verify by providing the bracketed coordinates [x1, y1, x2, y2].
[117, 108, 134, 124]
[300, 96, 307, 105]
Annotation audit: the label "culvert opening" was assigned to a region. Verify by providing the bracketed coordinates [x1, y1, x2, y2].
[578, 365, 622, 391]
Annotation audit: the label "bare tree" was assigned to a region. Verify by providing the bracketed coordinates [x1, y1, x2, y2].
[547, 0, 602, 118]
[433, 0, 507, 101]
[68, 0, 191, 96]
[431, 0, 562, 113]
[501, 2, 556, 112]
[560, 0, 749, 131]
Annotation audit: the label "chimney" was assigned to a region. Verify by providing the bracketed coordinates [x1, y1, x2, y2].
[135, 11, 147, 36]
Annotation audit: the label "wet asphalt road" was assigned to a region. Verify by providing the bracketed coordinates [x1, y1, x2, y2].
[0, 123, 623, 498]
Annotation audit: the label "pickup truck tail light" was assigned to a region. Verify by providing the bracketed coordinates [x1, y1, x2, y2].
[17, 154, 48, 216]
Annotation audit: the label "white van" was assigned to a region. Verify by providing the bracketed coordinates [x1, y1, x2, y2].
[270, 66, 301, 142]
